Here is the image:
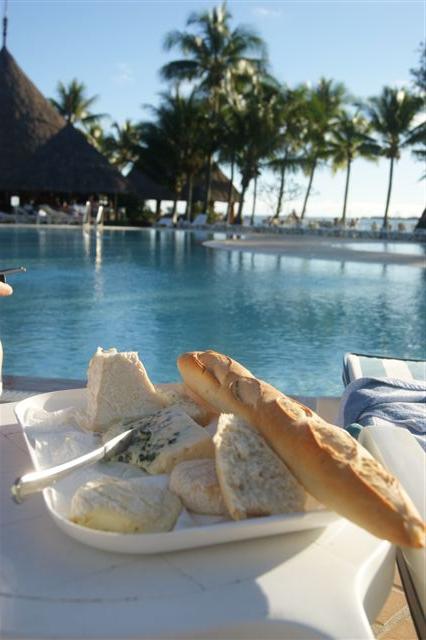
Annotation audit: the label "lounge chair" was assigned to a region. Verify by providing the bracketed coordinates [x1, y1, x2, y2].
[340, 352, 426, 637]
[0, 210, 16, 223]
[37, 204, 70, 224]
[156, 216, 174, 228]
[191, 213, 208, 227]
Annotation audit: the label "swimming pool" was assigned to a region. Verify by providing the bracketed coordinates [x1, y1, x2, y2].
[1, 227, 425, 396]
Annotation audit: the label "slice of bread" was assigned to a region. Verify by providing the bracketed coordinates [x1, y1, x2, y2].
[86, 347, 165, 430]
[169, 459, 227, 515]
[106, 407, 214, 474]
[214, 413, 306, 520]
[70, 477, 182, 533]
[155, 382, 216, 426]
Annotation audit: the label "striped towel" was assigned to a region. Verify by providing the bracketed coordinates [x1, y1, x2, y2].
[338, 377, 426, 450]
[340, 353, 426, 450]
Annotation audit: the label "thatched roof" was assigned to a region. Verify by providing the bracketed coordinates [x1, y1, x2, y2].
[128, 165, 240, 202]
[22, 124, 128, 194]
[0, 46, 127, 194]
[415, 209, 426, 231]
[189, 165, 241, 203]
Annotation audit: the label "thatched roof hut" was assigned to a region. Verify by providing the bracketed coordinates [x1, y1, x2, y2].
[188, 165, 241, 203]
[127, 165, 241, 203]
[0, 46, 127, 195]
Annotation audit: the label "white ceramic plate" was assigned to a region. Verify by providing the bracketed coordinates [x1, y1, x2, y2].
[14, 389, 340, 554]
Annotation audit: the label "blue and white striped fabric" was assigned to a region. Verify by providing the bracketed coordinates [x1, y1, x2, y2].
[342, 353, 425, 386]
[340, 353, 426, 450]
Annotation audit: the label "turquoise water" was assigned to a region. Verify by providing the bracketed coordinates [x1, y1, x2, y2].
[0, 227, 425, 396]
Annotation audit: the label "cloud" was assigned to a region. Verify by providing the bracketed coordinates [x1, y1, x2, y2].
[112, 63, 135, 85]
[252, 6, 282, 18]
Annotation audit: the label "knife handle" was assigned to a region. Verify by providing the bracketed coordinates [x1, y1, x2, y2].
[11, 446, 106, 503]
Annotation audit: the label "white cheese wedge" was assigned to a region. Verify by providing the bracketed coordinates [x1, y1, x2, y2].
[86, 347, 165, 431]
[70, 476, 182, 533]
[169, 459, 227, 515]
[106, 406, 214, 474]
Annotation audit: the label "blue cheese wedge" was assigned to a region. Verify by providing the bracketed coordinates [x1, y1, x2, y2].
[105, 407, 214, 474]
[70, 477, 182, 533]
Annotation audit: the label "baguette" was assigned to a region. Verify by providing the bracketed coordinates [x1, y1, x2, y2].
[177, 350, 426, 548]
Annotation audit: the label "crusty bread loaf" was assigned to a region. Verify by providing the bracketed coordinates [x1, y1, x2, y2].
[214, 414, 306, 520]
[155, 382, 216, 426]
[169, 459, 227, 515]
[177, 350, 426, 548]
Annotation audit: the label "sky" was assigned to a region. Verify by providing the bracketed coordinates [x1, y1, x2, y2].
[5, 0, 426, 220]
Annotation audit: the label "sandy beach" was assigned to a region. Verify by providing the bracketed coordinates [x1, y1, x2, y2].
[204, 233, 426, 268]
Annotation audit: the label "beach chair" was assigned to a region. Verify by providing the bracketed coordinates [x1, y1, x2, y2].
[156, 216, 174, 228]
[0, 210, 16, 223]
[191, 213, 208, 227]
[339, 352, 426, 638]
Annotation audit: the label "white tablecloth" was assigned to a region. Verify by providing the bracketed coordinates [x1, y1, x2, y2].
[0, 400, 395, 639]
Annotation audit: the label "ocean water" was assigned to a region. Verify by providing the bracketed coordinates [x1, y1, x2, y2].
[0, 227, 425, 396]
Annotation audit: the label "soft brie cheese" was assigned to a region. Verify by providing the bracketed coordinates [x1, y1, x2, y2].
[70, 477, 182, 533]
[105, 406, 214, 474]
[86, 347, 165, 431]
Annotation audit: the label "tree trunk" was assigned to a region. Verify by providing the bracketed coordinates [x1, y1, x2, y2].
[341, 159, 351, 225]
[250, 173, 258, 226]
[203, 151, 213, 212]
[300, 158, 317, 220]
[383, 157, 395, 229]
[186, 174, 194, 222]
[235, 179, 249, 225]
[274, 153, 288, 219]
[171, 196, 178, 225]
[227, 154, 235, 224]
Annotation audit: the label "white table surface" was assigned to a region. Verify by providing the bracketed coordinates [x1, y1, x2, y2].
[0, 399, 395, 640]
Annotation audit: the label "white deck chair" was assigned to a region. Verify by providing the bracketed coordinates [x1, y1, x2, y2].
[156, 216, 174, 227]
[191, 213, 208, 227]
[341, 352, 426, 637]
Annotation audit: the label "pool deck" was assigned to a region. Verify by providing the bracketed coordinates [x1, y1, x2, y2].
[204, 233, 426, 267]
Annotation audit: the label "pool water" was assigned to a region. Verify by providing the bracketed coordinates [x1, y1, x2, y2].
[0, 227, 425, 396]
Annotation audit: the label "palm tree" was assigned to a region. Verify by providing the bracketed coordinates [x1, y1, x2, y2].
[268, 85, 308, 219]
[364, 87, 423, 228]
[161, 2, 267, 210]
[103, 120, 141, 171]
[139, 91, 207, 222]
[232, 81, 281, 224]
[406, 120, 426, 178]
[50, 79, 106, 129]
[410, 42, 426, 93]
[299, 78, 347, 219]
[328, 111, 379, 224]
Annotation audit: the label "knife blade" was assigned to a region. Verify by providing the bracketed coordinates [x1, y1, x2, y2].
[11, 419, 145, 503]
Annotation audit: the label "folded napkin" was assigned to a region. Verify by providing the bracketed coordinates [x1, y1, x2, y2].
[338, 377, 426, 451]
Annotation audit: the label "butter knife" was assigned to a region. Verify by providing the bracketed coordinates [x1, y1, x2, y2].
[11, 425, 137, 504]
